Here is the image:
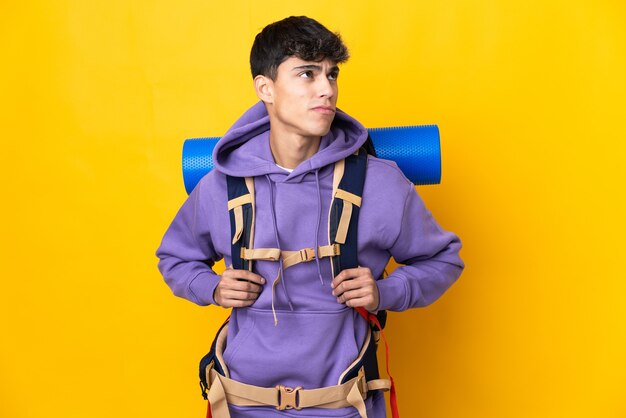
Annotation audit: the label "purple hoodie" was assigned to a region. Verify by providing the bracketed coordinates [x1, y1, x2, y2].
[156, 101, 464, 417]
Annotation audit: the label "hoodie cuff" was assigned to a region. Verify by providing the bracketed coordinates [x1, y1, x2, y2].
[376, 275, 415, 312]
[189, 270, 220, 306]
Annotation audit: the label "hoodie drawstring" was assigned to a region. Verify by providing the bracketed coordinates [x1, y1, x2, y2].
[313, 169, 325, 286]
[265, 175, 294, 326]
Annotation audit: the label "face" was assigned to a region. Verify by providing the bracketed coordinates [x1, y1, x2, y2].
[257, 56, 340, 140]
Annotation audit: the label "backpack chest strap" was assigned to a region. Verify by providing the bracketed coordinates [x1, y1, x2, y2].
[240, 244, 340, 269]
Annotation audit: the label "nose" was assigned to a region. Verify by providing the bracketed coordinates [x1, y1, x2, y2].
[317, 76, 336, 99]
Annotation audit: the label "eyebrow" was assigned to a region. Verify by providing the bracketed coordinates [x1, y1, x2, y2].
[292, 64, 340, 73]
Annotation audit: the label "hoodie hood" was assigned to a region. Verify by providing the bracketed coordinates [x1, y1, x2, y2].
[212, 101, 369, 181]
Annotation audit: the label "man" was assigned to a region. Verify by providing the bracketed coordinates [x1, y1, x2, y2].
[157, 16, 464, 418]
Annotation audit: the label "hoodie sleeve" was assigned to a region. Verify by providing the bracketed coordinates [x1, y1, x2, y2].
[376, 183, 465, 312]
[156, 178, 222, 306]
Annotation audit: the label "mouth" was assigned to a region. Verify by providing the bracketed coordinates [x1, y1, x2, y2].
[311, 106, 336, 115]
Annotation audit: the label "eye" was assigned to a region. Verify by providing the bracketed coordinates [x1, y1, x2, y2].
[299, 70, 314, 79]
[328, 71, 339, 81]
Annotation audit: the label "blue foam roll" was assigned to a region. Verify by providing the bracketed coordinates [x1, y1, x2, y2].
[368, 125, 441, 186]
[182, 137, 220, 194]
[182, 125, 441, 194]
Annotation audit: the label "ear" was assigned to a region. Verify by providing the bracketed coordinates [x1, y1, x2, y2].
[254, 75, 274, 104]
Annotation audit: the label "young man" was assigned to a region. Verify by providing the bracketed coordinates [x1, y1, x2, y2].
[157, 16, 464, 418]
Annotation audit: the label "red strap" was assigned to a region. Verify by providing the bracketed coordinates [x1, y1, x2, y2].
[206, 401, 212, 418]
[355, 307, 399, 418]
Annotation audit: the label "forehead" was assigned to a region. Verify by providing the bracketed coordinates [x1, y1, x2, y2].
[277, 56, 338, 72]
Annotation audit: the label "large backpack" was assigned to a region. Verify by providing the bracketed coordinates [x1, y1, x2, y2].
[199, 147, 398, 418]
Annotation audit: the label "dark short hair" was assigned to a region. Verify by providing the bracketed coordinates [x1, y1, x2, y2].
[250, 16, 349, 80]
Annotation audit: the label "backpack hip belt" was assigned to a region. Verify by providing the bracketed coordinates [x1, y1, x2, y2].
[201, 321, 391, 418]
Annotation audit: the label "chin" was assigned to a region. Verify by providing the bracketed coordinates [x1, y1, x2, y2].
[314, 128, 332, 137]
[308, 123, 333, 138]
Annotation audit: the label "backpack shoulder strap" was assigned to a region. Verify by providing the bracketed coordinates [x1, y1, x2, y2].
[329, 149, 388, 327]
[328, 149, 368, 276]
[226, 176, 255, 271]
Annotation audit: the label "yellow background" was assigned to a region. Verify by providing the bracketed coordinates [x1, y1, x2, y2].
[1, 1, 625, 417]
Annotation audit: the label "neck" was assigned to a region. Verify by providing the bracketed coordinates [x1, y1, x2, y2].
[269, 130, 321, 170]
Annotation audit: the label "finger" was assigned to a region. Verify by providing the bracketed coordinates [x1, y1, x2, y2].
[225, 279, 263, 293]
[331, 267, 370, 288]
[223, 287, 261, 300]
[332, 276, 370, 297]
[337, 287, 370, 303]
[221, 298, 256, 308]
[331, 272, 352, 289]
[232, 300, 255, 308]
[221, 289, 261, 301]
[220, 274, 261, 287]
[223, 269, 266, 285]
[341, 295, 375, 309]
